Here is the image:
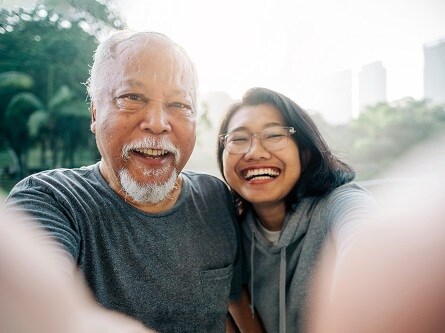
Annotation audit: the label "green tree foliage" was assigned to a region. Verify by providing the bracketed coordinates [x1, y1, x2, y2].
[4, 92, 44, 177]
[0, 71, 34, 148]
[346, 98, 445, 179]
[0, 2, 123, 185]
[0, 5, 100, 100]
[44, 0, 125, 34]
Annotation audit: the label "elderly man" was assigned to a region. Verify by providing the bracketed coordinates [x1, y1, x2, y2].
[5, 30, 240, 332]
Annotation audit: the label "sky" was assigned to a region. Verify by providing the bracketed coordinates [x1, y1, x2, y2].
[4, 0, 445, 122]
[113, 0, 445, 119]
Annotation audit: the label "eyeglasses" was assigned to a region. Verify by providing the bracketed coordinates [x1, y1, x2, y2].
[220, 126, 295, 154]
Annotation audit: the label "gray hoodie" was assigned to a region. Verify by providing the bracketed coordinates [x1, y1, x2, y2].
[241, 182, 375, 333]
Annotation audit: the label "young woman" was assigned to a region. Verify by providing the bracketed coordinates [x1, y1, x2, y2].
[218, 87, 376, 333]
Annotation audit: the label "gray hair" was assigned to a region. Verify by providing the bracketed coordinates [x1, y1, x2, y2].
[86, 30, 199, 112]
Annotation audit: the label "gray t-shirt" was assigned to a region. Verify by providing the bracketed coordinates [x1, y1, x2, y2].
[5, 163, 241, 333]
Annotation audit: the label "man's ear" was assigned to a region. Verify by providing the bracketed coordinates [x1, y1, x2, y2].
[90, 102, 96, 133]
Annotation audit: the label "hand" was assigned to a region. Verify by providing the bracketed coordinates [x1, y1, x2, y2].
[308, 179, 445, 333]
[0, 202, 156, 333]
[65, 305, 157, 333]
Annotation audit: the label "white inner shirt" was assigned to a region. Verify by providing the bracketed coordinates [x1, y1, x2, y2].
[257, 222, 282, 245]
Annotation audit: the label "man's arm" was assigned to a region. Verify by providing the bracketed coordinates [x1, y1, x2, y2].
[0, 201, 155, 333]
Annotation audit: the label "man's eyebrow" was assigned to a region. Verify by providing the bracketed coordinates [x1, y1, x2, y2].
[118, 81, 191, 100]
[123, 79, 144, 88]
[169, 89, 192, 100]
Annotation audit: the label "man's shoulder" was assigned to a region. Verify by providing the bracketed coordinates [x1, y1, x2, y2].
[319, 182, 370, 201]
[182, 170, 226, 188]
[316, 182, 377, 216]
[180, 170, 233, 204]
[26, 164, 95, 177]
[10, 164, 99, 193]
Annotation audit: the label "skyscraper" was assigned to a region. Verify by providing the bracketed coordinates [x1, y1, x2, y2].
[320, 69, 353, 125]
[358, 61, 387, 114]
[424, 39, 445, 105]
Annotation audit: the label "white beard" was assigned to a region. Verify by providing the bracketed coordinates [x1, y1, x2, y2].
[118, 168, 178, 204]
[118, 136, 181, 204]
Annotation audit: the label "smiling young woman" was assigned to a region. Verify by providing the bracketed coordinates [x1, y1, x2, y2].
[218, 87, 377, 333]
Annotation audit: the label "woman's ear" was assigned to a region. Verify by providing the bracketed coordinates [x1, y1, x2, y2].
[90, 102, 96, 133]
[301, 150, 311, 170]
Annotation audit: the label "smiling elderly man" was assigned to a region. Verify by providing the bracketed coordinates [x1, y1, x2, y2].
[5, 30, 240, 333]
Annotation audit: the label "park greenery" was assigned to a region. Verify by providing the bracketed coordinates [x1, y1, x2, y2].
[1, 1, 445, 194]
[0, 1, 123, 188]
[314, 98, 445, 180]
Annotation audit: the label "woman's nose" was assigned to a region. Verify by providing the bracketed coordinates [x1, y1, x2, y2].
[243, 136, 271, 160]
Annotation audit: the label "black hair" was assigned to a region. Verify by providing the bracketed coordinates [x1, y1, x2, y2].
[217, 87, 355, 215]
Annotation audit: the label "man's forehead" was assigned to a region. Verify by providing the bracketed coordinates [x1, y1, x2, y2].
[102, 36, 196, 103]
[115, 37, 179, 63]
[114, 44, 193, 80]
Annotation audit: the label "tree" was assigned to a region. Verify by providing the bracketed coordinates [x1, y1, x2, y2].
[0, 71, 34, 149]
[0, 2, 123, 181]
[347, 98, 445, 179]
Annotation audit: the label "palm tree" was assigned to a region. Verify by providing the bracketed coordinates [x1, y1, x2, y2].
[0, 71, 36, 178]
[4, 92, 44, 178]
[1, 70, 87, 177]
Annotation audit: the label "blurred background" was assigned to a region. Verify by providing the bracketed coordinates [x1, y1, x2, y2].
[1, 0, 444, 196]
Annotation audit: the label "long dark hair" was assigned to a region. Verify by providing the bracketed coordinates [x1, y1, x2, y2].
[217, 87, 355, 214]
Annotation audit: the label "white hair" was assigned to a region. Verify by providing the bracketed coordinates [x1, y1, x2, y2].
[85, 29, 199, 112]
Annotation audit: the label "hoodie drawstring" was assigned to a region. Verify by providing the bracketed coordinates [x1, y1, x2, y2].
[279, 247, 287, 333]
[250, 225, 287, 331]
[250, 229, 255, 318]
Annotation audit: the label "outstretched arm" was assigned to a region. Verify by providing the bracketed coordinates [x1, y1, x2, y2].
[308, 180, 445, 333]
[0, 201, 156, 333]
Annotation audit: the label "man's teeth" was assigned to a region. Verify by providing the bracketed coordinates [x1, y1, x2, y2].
[134, 148, 168, 156]
[244, 168, 279, 180]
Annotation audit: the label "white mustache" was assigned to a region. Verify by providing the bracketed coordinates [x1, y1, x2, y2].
[122, 137, 181, 165]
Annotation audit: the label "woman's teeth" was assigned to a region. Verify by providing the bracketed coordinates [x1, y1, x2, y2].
[244, 168, 279, 180]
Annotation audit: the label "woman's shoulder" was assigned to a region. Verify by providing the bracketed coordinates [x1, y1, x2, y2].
[316, 182, 377, 215]
[329, 182, 372, 200]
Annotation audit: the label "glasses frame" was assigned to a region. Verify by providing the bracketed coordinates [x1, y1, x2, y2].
[220, 126, 295, 154]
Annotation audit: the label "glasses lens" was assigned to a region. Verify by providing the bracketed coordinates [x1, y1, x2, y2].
[225, 131, 250, 154]
[224, 127, 292, 154]
[261, 127, 290, 151]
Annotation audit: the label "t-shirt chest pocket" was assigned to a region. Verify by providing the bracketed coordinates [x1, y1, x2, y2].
[199, 263, 233, 322]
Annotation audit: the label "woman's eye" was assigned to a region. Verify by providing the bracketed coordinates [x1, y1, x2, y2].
[267, 133, 285, 139]
[228, 134, 249, 143]
[232, 137, 248, 142]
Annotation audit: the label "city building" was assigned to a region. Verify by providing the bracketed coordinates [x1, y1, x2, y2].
[358, 61, 387, 113]
[424, 39, 445, 105]
[320, 69, 353, 125]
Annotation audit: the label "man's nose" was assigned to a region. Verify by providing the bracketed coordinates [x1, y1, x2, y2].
[139, 100, 172, 134]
